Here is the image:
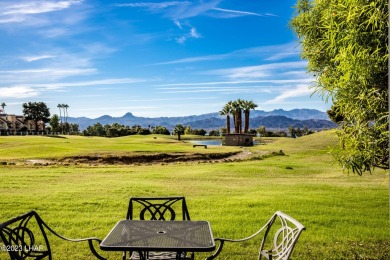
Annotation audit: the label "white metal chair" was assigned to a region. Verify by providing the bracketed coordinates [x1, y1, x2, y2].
[207, 211, 306, 260]
[0, 210, 106, 260]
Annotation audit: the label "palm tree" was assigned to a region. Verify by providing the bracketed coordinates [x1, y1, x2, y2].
[63, 104, 69, 133]
[219, 102, 233, 134]
[229, 101, 238, 134]
[242, 100, 258, 133]
[57, 104, 63, 133]
[0, 103, 6, 113]
[232, 99, 244, 134]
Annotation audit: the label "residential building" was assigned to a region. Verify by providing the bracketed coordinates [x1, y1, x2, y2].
[0, 113, 45, 135]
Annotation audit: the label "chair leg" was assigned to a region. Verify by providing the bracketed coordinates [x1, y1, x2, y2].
[206, 240, 225, 260]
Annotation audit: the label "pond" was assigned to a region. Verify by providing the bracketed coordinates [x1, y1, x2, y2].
[189, 140, 223, 146]
[189, 139, 260, 146]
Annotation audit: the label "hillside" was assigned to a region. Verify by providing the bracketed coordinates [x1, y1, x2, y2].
[67, 108, 336, 130]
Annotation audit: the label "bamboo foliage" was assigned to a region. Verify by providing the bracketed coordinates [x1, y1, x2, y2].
[291, 0, 389, 174]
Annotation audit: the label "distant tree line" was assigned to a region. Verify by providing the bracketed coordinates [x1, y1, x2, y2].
[49, 115, 79, 134]
[82, 123, 220, 139]
[81, 122, 316, 139]
[82, 123, 164, 137]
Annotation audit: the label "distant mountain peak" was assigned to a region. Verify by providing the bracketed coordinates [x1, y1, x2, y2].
[97, 115, 112, 120]
[123, 112, 135, 118]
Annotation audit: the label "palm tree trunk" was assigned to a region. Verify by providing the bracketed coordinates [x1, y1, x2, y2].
[65, 107, 68, 133]
[238, 109, 242, 134]
[244, 110, 250, 133]
[233, 113, 238, 133]
[226, 115, 230, 134]
[58, 106, 63, 134]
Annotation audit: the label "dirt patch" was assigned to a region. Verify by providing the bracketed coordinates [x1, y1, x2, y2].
[56, 152, 241, 165]
[26, 159, 51, 164]
[15, 149, 273, 166]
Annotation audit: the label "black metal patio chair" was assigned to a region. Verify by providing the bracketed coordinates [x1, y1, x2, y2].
[124, 196, 193, 260]
[0, 210, 106, 260]
[206, 211, 306, 260]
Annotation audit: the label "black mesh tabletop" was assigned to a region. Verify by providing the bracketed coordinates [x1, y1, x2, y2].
[100, 220, 215, 252]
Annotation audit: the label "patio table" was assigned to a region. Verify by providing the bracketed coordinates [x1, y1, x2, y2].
[100, 220, 215, 259]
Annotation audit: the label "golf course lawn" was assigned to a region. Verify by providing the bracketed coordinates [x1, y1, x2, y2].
[0, 130, 388, 259]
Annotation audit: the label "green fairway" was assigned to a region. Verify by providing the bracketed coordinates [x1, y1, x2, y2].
[0, 134, 239, 160]
[0, 131, 388, 259]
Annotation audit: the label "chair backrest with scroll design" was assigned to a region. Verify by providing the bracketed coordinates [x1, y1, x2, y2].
[0, 211, 52, 260]
[207, 211, 305, 260]
[124, 197, 193, 259]
[127, 197, 190, 220]
[0, 211, 105, 260]
[259, 211, 306, 260]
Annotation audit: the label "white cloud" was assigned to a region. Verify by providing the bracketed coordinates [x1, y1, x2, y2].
[176, 36, 186, 44]
[34, 78, 145, 89]
[0, 45, 119, 84]
[125, 97, 217, 102]
[265, 84, 313, 104]
[119, 0, 219, 20]
[0, 86, 39, 98]
[155, 79, 313, 87]
[159, 87, 272, 94]
[154, 42, 301, 65]
[176, 26, 201, 44]
[117, 0, 265, 44]
[174, 20, 183, 29]
[0, 68, 97, 80]
[153, 54, 226, 65]
[117, 0, 268, 21]
[115, 2, 190, 10]
[169, 0, 220, 19]
[211, 7, 262, 17]
[0, 78, 145, 98]
[0, 0, 90, 42]
[22, 55, 56, 62]
[1, 1, 81, 15]
[190, 27, 200, 38]
[232, 42, 301, 61]
[0, 16, 25, 24]
[265, 51, 301, 61]
[0, 0, 83, 24]
[40, 27, 68, 37]
[207, 61, 308, 79]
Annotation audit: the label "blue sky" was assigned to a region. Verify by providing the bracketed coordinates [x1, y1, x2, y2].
[0, 0, 331, 118]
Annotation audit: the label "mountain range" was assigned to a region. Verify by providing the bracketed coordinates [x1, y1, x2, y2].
[68, 109, 336, 131]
